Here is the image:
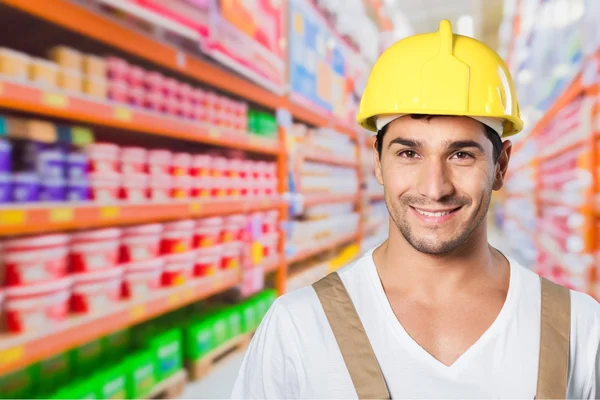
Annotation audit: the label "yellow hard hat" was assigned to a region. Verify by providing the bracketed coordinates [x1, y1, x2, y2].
[357, 20, 523, 137]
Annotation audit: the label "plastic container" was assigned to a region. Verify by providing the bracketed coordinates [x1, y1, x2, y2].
[29, 58, 59, 87]
[172, 175, 192, 199]
[148, 150, 172, 176]
[0, 138, 11, 173]
[0, 47, 31, 81]
[4, 277, 71, 333]
[0, 173, 11, 203]
[149, 328, 183, 381]
[172, 153, 192, 176]
[161, 220, 195, 254]
[191, 154, 212, 177]
[11, 172, 40, 202]
[127, 87, 144, 107]
[222, 214, 247, 243]
[143, 91, 164, 112]
[162, 77, 178, 97]
[148, 174, 172, 201]
[121, 223, 163, 262]
[121, 147, 147, 175]
[89, 172, 121, 202]
[162, 251, 195, 286]
[70, 228, 121, 273]
[83, 54, 106, 77]
[221, 242, 241, 270]
[49, 46, 82, 70]
[194, 217, 223, 248]
[261, 233, 279, 260]
[120, 173, 148, 202]
[106, 57, 128, 81]
[86, 143, 120, 173]
[127, 65, 145, 87]
[83, 76, 107, 99]
[2, 233, 69, 286]
[194, 245, 222, 277]
[71, 267, 123, 314]
[40, 177, 67, 202]
[123, 258, 163, 299]
[58, 68, 83, 92]
[67, 177, 89, 202]
[144, 71, 164, 92]
[126, 350, 156, 399]
[108, 80, 128, 103]
[67, 152, 88, 179]
[35, 148, 66, 179]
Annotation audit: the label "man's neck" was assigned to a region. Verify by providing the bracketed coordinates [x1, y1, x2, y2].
[373, 220, 507, 299]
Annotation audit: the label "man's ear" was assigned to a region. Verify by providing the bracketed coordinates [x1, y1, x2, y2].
[493, 140, 512, 191]
[374, 139, 384, 186]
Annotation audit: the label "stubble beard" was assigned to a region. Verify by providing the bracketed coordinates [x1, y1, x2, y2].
[385, 189, 492, 255]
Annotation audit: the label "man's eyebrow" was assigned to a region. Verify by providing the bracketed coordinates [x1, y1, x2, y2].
[446, 140, 485, 153]
[387, 138, 424, 149]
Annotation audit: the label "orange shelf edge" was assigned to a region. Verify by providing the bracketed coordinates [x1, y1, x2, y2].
[0, 0, 357, 139]
[303, 193, 359, 207]
[0, 80, 280, 155]
[0, 198, 284, 236]
[287, 233, 358, 265]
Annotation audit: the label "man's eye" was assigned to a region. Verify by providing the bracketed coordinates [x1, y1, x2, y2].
[452, 152, 473, 160]
[398, 150, 419, 159]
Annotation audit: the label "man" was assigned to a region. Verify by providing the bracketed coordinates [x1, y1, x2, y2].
[232, 20, 600, 399]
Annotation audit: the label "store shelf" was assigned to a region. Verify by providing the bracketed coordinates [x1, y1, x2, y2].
[0, 198, 284, 236]
[302, 149, 358, 167]
[303, 193, 359, 207]
[0, 79, 280, 155]
[287, 232, 358, 265]
[0, 267, 246, 376]
[0, 0, 357, 140]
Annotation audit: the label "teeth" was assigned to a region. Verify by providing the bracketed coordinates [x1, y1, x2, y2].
[416, 209, 452, 217]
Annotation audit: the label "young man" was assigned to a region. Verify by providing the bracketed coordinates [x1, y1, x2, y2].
[232, 20, 600, 399]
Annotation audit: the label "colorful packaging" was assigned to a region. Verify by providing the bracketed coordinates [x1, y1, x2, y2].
[11, 172, 40, 202]
[38, 352, 72, 394]
[67, 152, 88, 179]
[121, 223, 163, 262]
[125, 350, 156, 399]
[149, 328, 183, 381]
[212, 314, 229, 348]
[50, 377, 101, 400]
[0, 138, 11, 173]
[70, 228, 121, 273]
[183, 319, 213, 361]
[0, 364, 39, 400]
[0, 47, 31, 81]
[89, 172, 120, 202]
[71, 339, 105, 377]
[0, 173, 10, 203]
[162, 251, 195, 286]
[97, 363, 127, 400]
[123, 258, 163, 299]
[71, 267, 123, 314]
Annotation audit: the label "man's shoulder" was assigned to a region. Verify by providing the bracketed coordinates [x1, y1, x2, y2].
[569, 288, 600, 327]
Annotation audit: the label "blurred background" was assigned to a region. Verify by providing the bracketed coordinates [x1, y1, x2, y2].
[0, 0, 596, 398]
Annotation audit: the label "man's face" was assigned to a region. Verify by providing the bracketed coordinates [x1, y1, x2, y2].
[374, 116, 510, 255]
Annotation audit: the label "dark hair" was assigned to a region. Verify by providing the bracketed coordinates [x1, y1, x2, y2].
[375, 115, 503, 162]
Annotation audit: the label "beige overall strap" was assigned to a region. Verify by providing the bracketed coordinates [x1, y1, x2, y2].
[536, 277, 571, 399]
[313, 272, 390, 399]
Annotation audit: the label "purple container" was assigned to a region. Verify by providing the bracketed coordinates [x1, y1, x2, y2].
[66, 152, 88, 179]
[12, 172, 40, 203]
[41, 177, 67, 202]
[67, 177, 89, 202]
[0, 173, 11, 203]
[37, 149, 66, 179]
[0, 139, 11, 173]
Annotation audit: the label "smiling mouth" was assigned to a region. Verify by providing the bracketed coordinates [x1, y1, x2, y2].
[411, 206, 462, 217]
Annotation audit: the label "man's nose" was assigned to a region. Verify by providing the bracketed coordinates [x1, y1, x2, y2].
[416, 159, 455, 201]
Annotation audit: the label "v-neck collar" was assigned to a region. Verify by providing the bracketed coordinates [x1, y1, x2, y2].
[364, 248, 520, 377]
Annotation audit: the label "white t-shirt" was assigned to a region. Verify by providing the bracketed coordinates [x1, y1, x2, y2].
[232, 248, 600, 399]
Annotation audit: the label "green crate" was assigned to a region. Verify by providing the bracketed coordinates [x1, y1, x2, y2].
[149, 328, 183, 381]
[227, 308, 243, 339]
[97, 363, 127, 400]
[38, 352, 72, 395]
[241, 301, 259, 332]
[183, 319, 214, 361]
[125, 350, 156, 399]
[50, 377, 101, 400]
[71, 339, 105, 377]
[0, 364, 39, 399]
[212, 313, 229, 347]
[103, 329, 131, 362]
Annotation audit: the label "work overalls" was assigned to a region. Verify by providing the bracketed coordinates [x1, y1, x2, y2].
[312, 273, 570, 399]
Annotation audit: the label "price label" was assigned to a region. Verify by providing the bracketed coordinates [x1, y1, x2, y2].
[71, 127, 94, 146]
[42, 92, 68, 108]
[251, 241, 264, 265]
[100, 206, 119, 220]
[0, 345, 24, 369]
[184, 288, 194, 301]
[167, 293, 181, 306]
[0, 210, 26, 226]
[114, 107, 132, 122]
[208, 128, 220, 138]
[130, 304, 146, 322]
[50, 208, 74, 223]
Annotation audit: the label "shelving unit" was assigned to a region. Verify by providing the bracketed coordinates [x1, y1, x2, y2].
[0, 0, 383, 385]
